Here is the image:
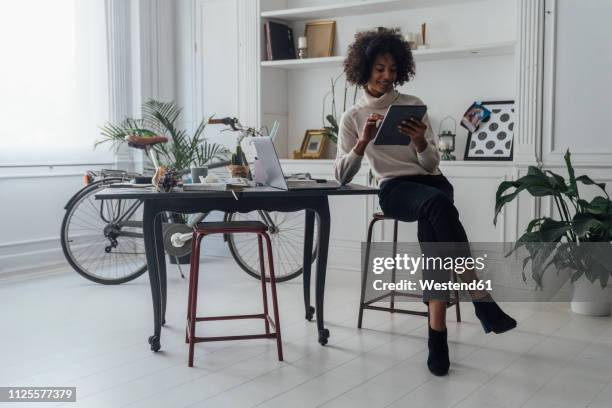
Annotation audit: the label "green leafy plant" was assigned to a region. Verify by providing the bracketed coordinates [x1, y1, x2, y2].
[96, 99, 229, 170]
[322, 74, 359, 145]
[494, 150, 612, 288]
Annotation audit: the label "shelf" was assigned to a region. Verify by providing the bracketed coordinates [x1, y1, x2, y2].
[262, 56, 344, 69]
[261, 42, 515, 69]
[279, 158, 516, 167]
[261, 0, 473, 22]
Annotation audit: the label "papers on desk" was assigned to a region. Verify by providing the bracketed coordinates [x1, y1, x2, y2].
[182, 182, 227, 191]
[109, 182, 154, 189]
[182, 178, 255, 191]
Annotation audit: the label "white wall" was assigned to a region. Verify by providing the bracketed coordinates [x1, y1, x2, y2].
[0, 1, 114, 277]
[0, 0, 179, 277]
[542, 0, 612, 166]
[0, 164, 114, 276]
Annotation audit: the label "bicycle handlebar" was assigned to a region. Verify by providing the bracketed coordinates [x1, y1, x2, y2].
[208, 116, 239, 129]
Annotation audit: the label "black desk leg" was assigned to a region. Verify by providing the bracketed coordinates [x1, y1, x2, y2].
[302, 210, 315, 321]
[314, 198, 331, 345]
[142, 204, 163, 352]
[157, 215, 167, 327]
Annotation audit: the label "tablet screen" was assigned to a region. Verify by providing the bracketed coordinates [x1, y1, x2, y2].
[373, 104, 427, 146]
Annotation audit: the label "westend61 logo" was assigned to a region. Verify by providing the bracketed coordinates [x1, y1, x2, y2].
[370, 254, 493, 292]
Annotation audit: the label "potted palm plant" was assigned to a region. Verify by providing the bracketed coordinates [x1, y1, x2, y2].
[494, 150, 612, 315]
[96, 99, 230, 264]
[97, 99, 229, 171]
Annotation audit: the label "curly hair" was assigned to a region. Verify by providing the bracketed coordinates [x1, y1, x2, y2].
[343, 27, 415, 87]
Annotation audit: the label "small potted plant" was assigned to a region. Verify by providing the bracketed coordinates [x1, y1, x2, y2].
[321, 74, 359, 156]
[494, 150, 612, 315]
[227, 144, 250, 179]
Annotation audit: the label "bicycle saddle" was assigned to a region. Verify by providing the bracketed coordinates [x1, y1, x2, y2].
[125, 135, 168, 149]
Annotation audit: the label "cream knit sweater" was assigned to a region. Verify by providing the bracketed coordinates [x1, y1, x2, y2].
[334, 90, 441, 185]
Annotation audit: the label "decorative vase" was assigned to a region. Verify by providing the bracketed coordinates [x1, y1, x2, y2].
[570, 275, 611, 316]
[322, 139, 337, 159]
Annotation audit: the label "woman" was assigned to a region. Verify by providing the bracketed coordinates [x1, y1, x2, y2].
[334, 28, 517, 376]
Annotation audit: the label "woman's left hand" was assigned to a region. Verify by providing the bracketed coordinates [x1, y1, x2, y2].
[398, 118, 428, 152]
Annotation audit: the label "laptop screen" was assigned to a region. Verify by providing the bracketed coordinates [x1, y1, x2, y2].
[252, 137, 288, 190]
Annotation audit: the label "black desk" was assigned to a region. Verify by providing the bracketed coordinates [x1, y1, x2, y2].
[96, 185, 378, 351]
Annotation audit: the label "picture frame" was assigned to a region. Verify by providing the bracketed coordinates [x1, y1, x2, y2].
[464, 100, 515, 161]
[304, 21, 336, 58]
[300, 129, 327, 159]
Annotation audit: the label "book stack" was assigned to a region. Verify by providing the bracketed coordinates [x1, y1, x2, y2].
[264, 21, 296, 60]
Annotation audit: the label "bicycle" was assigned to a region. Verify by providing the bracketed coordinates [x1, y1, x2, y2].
[60, 117, 318, 285]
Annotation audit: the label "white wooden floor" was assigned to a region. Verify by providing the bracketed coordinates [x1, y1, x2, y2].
[1, 258, 612, 408]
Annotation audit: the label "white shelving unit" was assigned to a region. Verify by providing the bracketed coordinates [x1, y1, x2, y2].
[259, 0, 519, 160]
[261, 0, 470, 21]
[250, 0, 542, 245]
[262, 41, 515, 69]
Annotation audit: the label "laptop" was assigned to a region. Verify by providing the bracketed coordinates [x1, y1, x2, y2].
[252, 137, 341, 190]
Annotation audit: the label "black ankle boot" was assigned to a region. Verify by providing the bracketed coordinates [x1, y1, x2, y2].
[427, 325, 450, 376]
[473, 295, 517, 334]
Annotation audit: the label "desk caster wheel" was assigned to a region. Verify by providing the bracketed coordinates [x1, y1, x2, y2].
[305, 306, 315, 321]
[148, 335, 161, 352]
[318, 328, 329, 346]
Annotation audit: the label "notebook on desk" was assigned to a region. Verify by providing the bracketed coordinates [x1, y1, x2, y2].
[252, 137, 340, 191]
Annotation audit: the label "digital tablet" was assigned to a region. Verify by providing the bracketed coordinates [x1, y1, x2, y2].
[373, 104, 427, 145]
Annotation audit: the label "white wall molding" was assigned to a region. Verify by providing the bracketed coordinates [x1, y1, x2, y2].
[105, 0, 134, 123]
[514, 0, 544, 166]
[542, 0, 612, 166]
[106, 0, 135, 171]
[0, 172, 91, 180]
[237, 0, 261, 129]
[0, 166, 111, 277]
[138, 0, 176, 102]
[0, 162, 114, 169]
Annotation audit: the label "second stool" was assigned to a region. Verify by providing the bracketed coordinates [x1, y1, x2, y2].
[358, 212, 462, 328]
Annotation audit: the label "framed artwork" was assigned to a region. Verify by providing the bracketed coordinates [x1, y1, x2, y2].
[300, 129, 327, 159]
[464, 100, 515, 161]
[304, 21, 335, 58]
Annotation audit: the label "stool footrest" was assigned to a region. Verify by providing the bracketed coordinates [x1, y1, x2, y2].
[195, 313, 266, 322]
[365, 291, 421, 305]
[195, 221, 268, 234]
[191, 313, 277, 330]
[193, 333, 278, 343]
[362, 305, 428, 316]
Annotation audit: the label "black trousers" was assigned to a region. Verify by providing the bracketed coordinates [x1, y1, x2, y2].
[378, 174, 471, 303]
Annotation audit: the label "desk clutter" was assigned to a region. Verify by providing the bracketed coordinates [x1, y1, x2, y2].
[182, 175, 253, 191]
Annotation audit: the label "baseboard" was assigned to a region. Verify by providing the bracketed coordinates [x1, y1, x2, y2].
[0, 234, 362, 281]
[0, 237, 68, 278]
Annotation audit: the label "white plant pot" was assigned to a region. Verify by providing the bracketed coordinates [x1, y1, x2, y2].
[570, 276, 611, 316]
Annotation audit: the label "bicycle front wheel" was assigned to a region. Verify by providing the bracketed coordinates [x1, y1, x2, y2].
[227, 210, 318, 282]
[61, 180, 147, 284]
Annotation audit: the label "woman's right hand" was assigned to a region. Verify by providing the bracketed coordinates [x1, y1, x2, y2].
[354, 113, 383, 155]
[361, 113, 384, 143]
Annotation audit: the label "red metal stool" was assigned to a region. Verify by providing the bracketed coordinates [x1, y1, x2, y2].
[186, 221, 283, 367]
[358, 212, 461, 328]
